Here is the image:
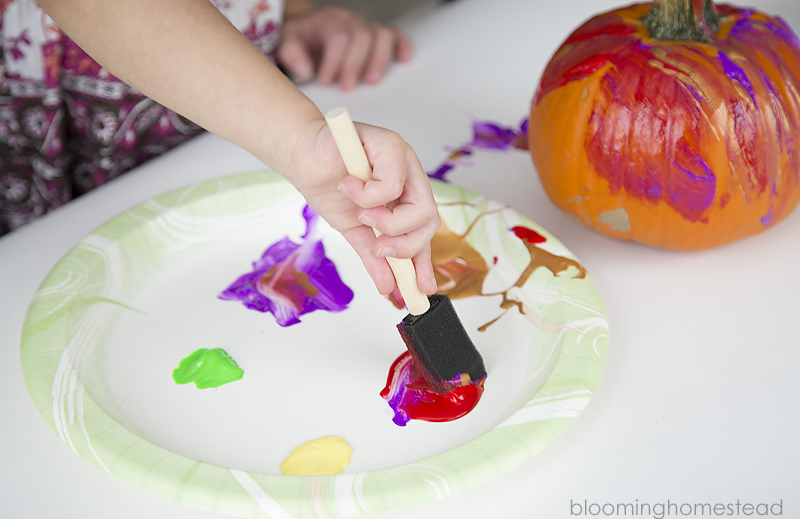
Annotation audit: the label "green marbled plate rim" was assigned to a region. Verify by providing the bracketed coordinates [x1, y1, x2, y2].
[20, 170, 609, 518]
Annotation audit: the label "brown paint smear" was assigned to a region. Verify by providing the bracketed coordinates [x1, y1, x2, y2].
[392, 205, 587, 331]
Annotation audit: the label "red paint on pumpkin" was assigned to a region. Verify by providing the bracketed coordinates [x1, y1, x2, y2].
[529, 2, 800, 250]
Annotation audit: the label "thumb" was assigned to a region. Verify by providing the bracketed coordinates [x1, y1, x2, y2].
[277, 36, 315, 82]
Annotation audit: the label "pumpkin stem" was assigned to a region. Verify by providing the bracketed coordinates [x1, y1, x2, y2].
[641, 0, 724, 41]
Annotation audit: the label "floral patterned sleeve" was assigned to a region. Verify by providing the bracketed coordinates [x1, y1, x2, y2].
[0, 0, 284, 235]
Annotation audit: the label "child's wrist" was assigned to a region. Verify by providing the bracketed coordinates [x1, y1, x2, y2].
[272, 114, 328, 188]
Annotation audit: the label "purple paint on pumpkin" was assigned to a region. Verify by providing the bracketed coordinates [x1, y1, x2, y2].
[761, 70, 778, 99]
[620, 165, 663, 201]
[726, 15, 754, 38]
[644, 172, 664, 199]
[761, 179, 782, 226]
[668, 154, 717, 218]
[761, 207, 773, 226]
[683, 82, 705, 105]
[603, 72, 617, 96]
[766, 18, 800, 50]
[718, 51, 756, 103]
[760, 70, 793, 169]
[218, 205, 354, 326]
[727, 15, 800, 52]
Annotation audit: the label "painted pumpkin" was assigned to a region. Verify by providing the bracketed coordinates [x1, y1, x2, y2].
[529, 0, 800, 249]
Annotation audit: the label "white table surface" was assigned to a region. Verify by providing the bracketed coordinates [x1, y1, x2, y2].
[3, 0, 800, 517]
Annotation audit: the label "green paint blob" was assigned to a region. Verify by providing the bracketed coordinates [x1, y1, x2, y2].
[172, 348, 244, 389]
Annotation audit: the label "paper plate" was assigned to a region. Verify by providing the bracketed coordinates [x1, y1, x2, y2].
[20, 171, 609, 518]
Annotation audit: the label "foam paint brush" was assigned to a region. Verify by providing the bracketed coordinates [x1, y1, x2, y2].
[325, 107, 486, 394]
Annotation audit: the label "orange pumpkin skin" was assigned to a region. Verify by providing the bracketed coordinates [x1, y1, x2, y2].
[529, 3, 800, 249]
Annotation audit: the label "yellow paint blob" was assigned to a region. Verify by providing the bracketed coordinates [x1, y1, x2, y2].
[279, 436, 353, 476]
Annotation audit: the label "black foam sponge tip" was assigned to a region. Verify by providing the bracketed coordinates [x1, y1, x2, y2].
[397, 294, 486, 393]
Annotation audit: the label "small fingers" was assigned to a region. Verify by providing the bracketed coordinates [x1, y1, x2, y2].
[353, 146, 438, 239]
[338, 25, 373, 90]
[317, 32, 349, 85]
[276, 36, 315, 82]
[411, 245, 438, 296]
[363, 25, 396, 84]
[341, 223, 438, 297]
[285, 7, 411, 89]
[395, 29, 413, 62]
[358, 200, 438, 238]
[373, 213, 440, 259]
[338, 173, 404, 209]
[336, 127, 410, 208]
[337, 172, 406, 213]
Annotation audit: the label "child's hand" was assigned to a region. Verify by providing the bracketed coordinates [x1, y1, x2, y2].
[286, 117, 439, 296]
[277, 6, 412, 90]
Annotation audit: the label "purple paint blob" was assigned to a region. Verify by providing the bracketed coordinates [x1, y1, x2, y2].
[718, 51, 757, 103]
[381, 353, 416, 426]
[469, 121, 521, 149]
[218, 205, 354, 326]
[428, 161, 457, 182]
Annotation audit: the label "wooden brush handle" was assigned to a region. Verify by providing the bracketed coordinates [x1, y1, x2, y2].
[325, 107, 431, 316]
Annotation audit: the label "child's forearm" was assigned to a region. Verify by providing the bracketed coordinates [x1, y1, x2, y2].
[39, 0, 321, 177]
[38, 0, 440, 296]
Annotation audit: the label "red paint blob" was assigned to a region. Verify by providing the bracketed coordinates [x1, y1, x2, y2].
[380, 351, 485, 426]
[511, 226, 547, 244]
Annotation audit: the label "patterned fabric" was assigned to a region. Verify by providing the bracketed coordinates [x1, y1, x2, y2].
[0, 0, 283, 235]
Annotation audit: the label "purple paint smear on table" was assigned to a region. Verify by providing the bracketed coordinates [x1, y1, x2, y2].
[218, 205, 354, 326]
[428, 118, 529, 182]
